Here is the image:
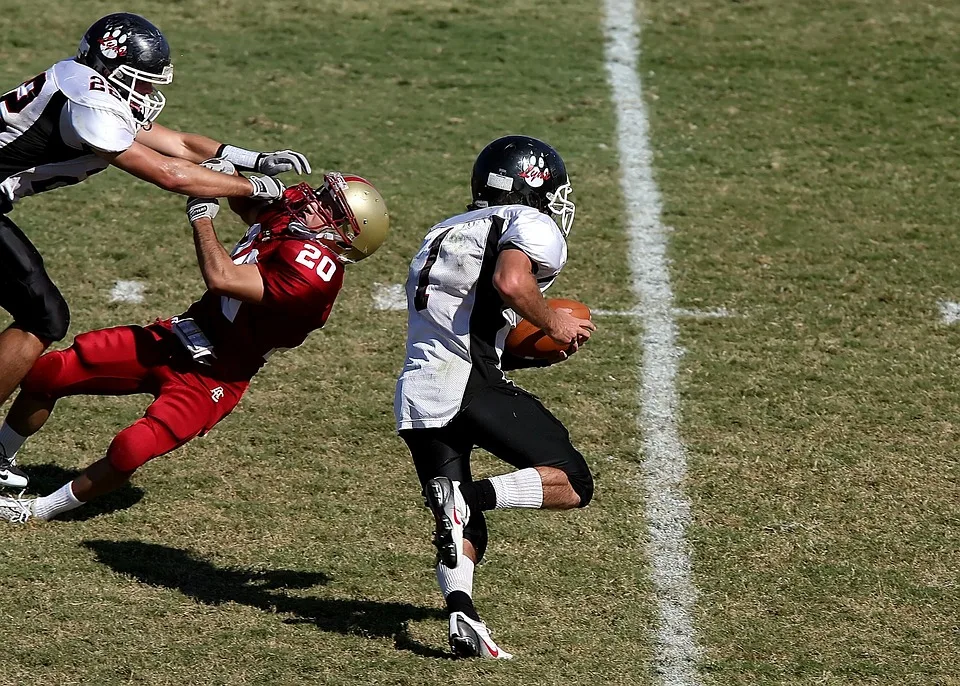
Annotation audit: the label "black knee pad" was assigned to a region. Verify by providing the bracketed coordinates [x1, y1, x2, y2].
[463, 509, 489, 563]
[17, 276, 70, 342]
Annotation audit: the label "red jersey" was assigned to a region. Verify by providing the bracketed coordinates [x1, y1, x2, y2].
[173, 222, 344, 379]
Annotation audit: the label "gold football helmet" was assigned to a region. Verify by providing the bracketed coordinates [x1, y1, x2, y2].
[315, 172, 389, 262]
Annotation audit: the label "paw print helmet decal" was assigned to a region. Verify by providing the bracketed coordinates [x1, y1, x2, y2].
[470, 135, 576, 235]
[77, 12, 173, 125]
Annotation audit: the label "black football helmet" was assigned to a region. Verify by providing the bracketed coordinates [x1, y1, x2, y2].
[470, 135, 576, 234]
[76, 13, 173, 125]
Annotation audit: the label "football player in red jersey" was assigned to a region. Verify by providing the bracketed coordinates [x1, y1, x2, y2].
[0, 160, 389, 523]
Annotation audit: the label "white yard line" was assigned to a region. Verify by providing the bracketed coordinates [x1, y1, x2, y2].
[109, 280, 146, 304]
[594, 307, 733, 319]
[602, 1, 704, 684]
[371, 282, 407, 311]
[938, 300, 960, 325]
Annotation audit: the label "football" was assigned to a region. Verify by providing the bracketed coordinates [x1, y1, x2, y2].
[505, 298, 592, 360]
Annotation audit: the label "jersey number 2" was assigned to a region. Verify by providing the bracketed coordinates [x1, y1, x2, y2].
[296, 244, 337, 281]
[0, 73, 46, 132]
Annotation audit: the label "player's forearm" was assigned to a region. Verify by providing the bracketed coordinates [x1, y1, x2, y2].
[191, 218, 233, 288]
[495, 269, 558, 334]
[172, 131, 222, 163]
[157, 157, 255, 197]
[191, 218, 265, 302]
[136, 124, 220, 162]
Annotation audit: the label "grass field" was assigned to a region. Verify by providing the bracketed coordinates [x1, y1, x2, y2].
[1, 1, 958, 685]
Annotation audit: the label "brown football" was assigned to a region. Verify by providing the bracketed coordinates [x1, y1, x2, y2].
[505, 298, 592, 360]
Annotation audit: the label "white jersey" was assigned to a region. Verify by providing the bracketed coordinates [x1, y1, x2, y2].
[0, 59, 137, 208]
[394, 204, 567, 430]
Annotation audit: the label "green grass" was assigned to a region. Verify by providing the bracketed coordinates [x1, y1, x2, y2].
[642, 1, 960, 684]
[0, 2, 649, 685]
[2, 0, 958, 684]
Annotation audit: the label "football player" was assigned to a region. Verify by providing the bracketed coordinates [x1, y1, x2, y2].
[0, 12, 312, 487]
[0, 160, 388, 522]
[394, 136, 597, 659]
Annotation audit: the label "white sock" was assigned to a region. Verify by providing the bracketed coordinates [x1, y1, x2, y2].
[436, 556, 475, 598]
[0, 423, 27, 463]
[489, 468, 543, 509]
[32, 482, 83, 521]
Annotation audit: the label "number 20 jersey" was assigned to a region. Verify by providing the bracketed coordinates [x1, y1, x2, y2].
[0, 59, 138, 206]
[176, 223, 345, 379]
[394, 204, 567, 430]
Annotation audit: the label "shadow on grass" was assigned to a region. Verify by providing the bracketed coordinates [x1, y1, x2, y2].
[83, 539, 452, 659]
[25, 463, 144, 520]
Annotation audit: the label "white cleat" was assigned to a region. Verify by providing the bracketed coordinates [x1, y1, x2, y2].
[0, 494, 34, 523]
[425, 477, 470, 569]
[448, 612, 513, 660]
[0, 455, 28, 490]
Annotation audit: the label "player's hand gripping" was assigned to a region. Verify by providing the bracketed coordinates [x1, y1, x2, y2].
[218, 144, 311, 176]
[186, 158, 237, 223]
[544, 308, 596, 358]
[254, 150, 311, 176]
[186, 197, 219, 223]
[248, 174, 285, 200]
[198, 157, 237, 176]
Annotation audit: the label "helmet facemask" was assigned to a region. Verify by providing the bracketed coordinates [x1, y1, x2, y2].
[546, 182, 575, 235]
[76, 13, 174, 127]
[281, 176, 362, 263]
[110, 63, 173, 125]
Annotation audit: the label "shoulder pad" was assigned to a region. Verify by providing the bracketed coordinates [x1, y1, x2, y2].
[51, 59, 134, 122]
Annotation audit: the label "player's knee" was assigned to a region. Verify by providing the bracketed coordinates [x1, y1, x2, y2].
[21, 350, 70, 398]
[107, 418, 167, 473]
[563, 454, 594, 508]
[16, 281, 70, 342]
[569, 468, 594, 508]
[463, 510, 489, 563]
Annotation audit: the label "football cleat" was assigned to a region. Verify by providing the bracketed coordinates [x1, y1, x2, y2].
[0, 452, 28, 490]
[0, 494, 34, 523]
[448, 611, 513, 660]
[425, 477, 469, 569]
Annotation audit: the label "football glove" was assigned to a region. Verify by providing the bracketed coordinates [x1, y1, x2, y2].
[248, 175, 285, 200]
[186, 197, 219, 223]
[198, 158, 237, 175]
[254, 149, 311, 176]
[218, 144, 312, 175]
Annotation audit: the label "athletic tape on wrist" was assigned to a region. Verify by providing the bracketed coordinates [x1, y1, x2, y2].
[220, 144, 261, 171]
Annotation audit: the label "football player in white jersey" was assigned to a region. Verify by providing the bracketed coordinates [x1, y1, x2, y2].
[394, 135, 596, 659]
[0, 13, 311, 488]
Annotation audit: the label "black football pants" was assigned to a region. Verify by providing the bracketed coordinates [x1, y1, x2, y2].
[400, 384, 594, 560]
[0, 213, 70, 342]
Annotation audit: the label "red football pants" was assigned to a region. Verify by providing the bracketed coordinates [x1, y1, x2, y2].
[21, 325, 248, 472]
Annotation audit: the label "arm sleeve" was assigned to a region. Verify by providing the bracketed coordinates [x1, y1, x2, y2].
[64, 101, 137, 153]
[497, 211, 567, 277]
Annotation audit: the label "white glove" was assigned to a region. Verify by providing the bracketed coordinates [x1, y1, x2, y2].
[219, 144, 311, 175]
[187, 197, 219, 223]
[198, 157, 237, 175]
[255, 149, 311, 176]
[248, 175, 285, 200]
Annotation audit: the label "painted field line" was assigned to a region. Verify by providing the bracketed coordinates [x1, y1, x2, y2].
[594, 307, 733, 319]
[371, 282, 407, 311]
[938, 300, 960, 325]
[602, 1, 704, 685]
[109, 280, 145, 303]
